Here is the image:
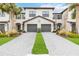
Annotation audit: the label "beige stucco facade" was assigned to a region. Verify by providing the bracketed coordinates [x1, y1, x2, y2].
[0, 7, 76, 32]
[24, 17, 54, 32]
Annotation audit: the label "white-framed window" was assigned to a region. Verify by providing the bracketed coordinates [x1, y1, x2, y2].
[29, 11, 36, 17]
[16, 13, 25, 19]
[21, 13, 25, 19]
[53, 14, 62, 19]
[16, 14, 21, 19]
[42, 11, 49, 17]
[57, 14, 62, 19]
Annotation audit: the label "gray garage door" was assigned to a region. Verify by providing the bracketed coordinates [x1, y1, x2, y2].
[27, 24, 37, 32]
[41, 24, 51, 32]
[0, 24, 5, 32]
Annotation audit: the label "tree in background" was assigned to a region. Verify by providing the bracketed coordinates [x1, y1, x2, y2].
[69, 3, 79, 33]
[0, 3, 22, 32]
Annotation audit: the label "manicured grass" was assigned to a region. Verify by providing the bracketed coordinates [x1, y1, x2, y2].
[32, 32, 48, 54]
[67, 37, 79, 45]
[0, 37, 15, 45]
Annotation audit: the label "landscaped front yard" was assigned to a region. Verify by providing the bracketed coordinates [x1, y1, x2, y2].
[0, 30, 21, 46]
[57, 29, 79, 45]
[67, 37, 79, 45]
[0, 37, 15, 46]
[32, 32, 48, 54]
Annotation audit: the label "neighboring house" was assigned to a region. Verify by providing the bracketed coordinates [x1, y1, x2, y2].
[66, 8, 76, 32]
[0, 7, 69, 32]
[0, 11, 9, 32]
[53, 8, 68, 30]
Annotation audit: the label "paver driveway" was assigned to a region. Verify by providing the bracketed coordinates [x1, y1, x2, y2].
[42, 32, 79, 56]
[0, 32, 36, 56]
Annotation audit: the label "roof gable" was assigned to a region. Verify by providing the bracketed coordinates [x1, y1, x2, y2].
[23, 16, 55, 24]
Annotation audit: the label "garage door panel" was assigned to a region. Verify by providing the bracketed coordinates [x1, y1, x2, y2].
[27, 24, 37, 32]
[41, 24, 51, 32]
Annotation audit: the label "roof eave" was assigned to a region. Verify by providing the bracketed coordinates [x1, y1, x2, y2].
[23, 7, 54, 10]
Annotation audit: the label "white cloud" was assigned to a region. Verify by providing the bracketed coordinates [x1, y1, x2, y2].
[40, 4, 54, 7]
[40, 3, 69, 13]
[40, 3, 68, 8]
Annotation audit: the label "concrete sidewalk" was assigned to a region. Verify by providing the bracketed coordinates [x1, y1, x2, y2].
[42, 32, 79, 56]
[0, 32, 36, 56]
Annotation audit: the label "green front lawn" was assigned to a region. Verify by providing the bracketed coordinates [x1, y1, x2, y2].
[67, 37, 79, 45]
[32, 32, 48, 54]
[0, 37, 15, 45]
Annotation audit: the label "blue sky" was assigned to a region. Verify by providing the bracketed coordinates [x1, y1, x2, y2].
[16, 3, 67, 7]
[16, 3, 68, 13]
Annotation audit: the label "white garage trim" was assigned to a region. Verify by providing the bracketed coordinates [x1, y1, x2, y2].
[51, 24, 54, 32]
[23, 16, 55, 32]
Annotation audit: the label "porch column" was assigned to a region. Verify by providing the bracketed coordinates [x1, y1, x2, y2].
[37, 19, 41, 32]
[5, 23, 8, 32]
[51, 23, 54, 32]
[20, 23, 23, 31]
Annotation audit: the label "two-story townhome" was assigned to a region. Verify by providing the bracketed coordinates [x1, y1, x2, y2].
[0, 7, 68, 32]
[14, 7, 55, 32]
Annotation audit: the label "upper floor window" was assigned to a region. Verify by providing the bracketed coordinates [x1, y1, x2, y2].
[16, 13, 25, 19]
[21, 13, 25, 19]
[42, 11, 49, 17]
[29, 11, 36, 17]
[53, 14, 62, 19]
[16, 14, 21, 19]
[57, 15, 62, 19]
[0, 12, 5, 17]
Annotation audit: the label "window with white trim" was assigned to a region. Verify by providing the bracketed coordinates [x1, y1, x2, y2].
[16, 13, 25, 19]
[29, 11, 36, 17]
[42, 11, 49, 17]
[53, 14, 62, 19]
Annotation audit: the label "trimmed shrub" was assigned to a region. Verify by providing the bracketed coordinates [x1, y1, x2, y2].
[5, 29, 20, 37]
[58, 29, 79, 38]
[0, 33, 7, 37]
[0, 31, 3, 34]
[58, 29, 66, 36]
[66, 32, 79, 38]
